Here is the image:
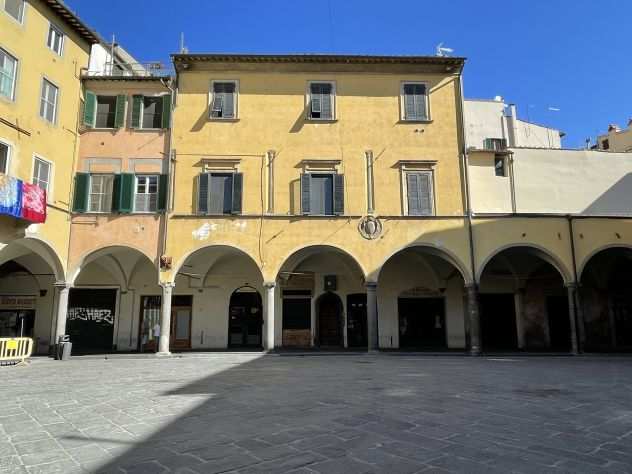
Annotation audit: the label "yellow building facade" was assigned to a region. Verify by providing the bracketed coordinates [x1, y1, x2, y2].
[0, 0, 96, 352]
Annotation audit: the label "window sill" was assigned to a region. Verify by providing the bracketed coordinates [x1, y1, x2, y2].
[132, 127, 166, 132]
[305, 118, 337, 123]
[399, 119, 433, 124]
[208, 118, 240, 122]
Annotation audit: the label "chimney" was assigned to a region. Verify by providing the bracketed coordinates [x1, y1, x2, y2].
[608, 124, 620, 133]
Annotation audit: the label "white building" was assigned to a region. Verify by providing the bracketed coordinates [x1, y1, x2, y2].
[464, 97, 564, 151]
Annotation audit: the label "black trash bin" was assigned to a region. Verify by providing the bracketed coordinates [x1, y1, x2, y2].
[56, 335, 72, 361]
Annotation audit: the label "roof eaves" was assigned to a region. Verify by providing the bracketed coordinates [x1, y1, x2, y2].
[41, 0, 100, 44]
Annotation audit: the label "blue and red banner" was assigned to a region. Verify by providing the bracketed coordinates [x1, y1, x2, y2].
[0, 175, 46, 223]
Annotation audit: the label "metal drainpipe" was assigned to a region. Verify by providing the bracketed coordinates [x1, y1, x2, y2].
[508, 151, 517, 213]
[456, 72, 481, 354]
[160, 76, 176, 276]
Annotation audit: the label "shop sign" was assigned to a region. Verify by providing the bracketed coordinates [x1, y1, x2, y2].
[0, 296, 36, 310]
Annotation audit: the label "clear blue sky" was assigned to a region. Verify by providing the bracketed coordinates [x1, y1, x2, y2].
[66, 0, 631, 148]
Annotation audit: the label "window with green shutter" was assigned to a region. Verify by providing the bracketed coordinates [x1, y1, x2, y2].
[72, 173, 89, 212]
[196, 172, 242, 215]
[161, 94, 171, 129]
[130, 95, 143, 128]
[158, 174, 168, 211]
[113, 173, 134, 213]
[83, 91, 96, 127]
[210, 82, 237, 119]
[114, 94, 126, 128]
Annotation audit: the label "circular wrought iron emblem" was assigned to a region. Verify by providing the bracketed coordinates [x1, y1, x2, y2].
[358, 215, 382, 240]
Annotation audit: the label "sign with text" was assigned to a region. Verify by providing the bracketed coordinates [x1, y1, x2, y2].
[0, 296, 36, 310]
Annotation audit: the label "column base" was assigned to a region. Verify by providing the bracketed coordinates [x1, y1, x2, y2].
[155, 351, 172, 357]
[469, 347, 482, 356]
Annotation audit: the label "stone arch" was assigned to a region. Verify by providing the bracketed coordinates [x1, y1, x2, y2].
[372, 243, 472, 285]
[477, 243, 572, 285]
[68, 245, 156, 287]
[578, 244, 632, 281]
[273, 244, 367, 282]
[172, 243, 262, 285]
[0, 237, 66, 282]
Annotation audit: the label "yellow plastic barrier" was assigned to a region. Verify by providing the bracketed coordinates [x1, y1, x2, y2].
[0, 337, 33, 364]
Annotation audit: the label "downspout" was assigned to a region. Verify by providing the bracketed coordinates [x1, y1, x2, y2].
[456, 70, 481, 355]
[160, 75, 176, 281]
[508, 150, 517, 213]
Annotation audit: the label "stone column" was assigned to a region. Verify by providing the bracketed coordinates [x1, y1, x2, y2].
[53, 283, 70, 346]
[158, 282, 174, 355]
[575, 286, 586, 352]
[366, 282, 378, 352]
[264, 282, 276, 351]
[514, 286, 526, 350]
[466, 284, 482, 355]
[565, 283, 580, 355]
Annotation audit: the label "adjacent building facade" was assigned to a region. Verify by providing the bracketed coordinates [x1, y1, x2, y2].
[595, 121, 632, 152]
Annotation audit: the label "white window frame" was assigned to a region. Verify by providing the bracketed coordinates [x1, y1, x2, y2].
[397, 161, 437, 216]
[139, 94, 164, 130]
[32, 155, 53, 202]
[494, 155, 507, 177]
[400, 81, 430, 122]
[208, 80, 239, 120]
[0, 138, 12, 174]
[133, 174, 159, 213]
[3, 0, 25, 24]
[46, 22, 64, 56]
[306, 80, 336, 121]
[0, 47, 18, 101]
[87, 174, 114, 214]
[39, 77, 59, 124]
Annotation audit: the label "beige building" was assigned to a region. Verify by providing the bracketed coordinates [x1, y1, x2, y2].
[595, 121, 632, 152]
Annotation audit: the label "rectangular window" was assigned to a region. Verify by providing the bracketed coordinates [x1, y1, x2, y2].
[95, 95, 117, 128]
[4, 0, 24, 22]
[0, 141, 10, 173]
[208, 173, 233, 214]
[141, 96, 163, 129]
[308, 82, 334, 120]
[602, 139, 610, 150]
[406, 171, 434, 216]
[39, 79, 58, 123]
[46, 24, 64, 55]
[402, 82, 428, 121]
[309, 173, 333, 215]
[134, 175, 159, 213]
[32, 157, 51, 195]
[494, 156, 506, 177]
[210, 81, 237, 119]
[484, 138, 507, 151]
[88, 174, 114, 213]
[0, 48, 17, 100]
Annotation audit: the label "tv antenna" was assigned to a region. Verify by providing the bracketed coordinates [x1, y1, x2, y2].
[436, 43, 454, 57]
[179, 32, 188, 54]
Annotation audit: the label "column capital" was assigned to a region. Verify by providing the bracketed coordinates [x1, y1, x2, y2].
[564, 282, 578, 290]
[464, 283, 478, 291]
[365, 281, 377, 290]
[263, 281, 277, 289]
[53, 282, 70, 289]
[160, 282, 175, 289]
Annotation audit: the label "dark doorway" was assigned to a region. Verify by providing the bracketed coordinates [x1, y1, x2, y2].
[317, 292, 343, 347]
[0, 310, 35, 338]
[282, 293, 311, 347]
[479, 294, 518, 351]
[546, 295, 571, 351]
[67, 288, 117, 353]
[347, 293, 367, 348]
[229, 287, 263, 348]
[171, 295, 192, 351]
[398, 297, 446, 349]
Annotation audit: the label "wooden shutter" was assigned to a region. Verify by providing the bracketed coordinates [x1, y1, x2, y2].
[418, 173, 432, 215]
[161, 94, 171, 129]
[300, 173, 311, 215]
[114, 94, 126, 128]
[414, 84, 426, 120]
[403, 84, 416, 120]
[310, 84, 321, 117]
[197, 173, 209, 214]
[113, 173, 134, 213]
[321, 83, 333, 120]
[333, 174, 344, 215]
[72, 173, 89, 212]
[83, 91, 96, 127]
[231, 172, 243, 214]
[223, 83, 235, 119]
[131, 95, 143, 128]
[158, 174, 168, 212]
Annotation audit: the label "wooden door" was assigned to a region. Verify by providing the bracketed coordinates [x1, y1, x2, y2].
[318, 293, 342, 347]
[170, 306, 191, 350]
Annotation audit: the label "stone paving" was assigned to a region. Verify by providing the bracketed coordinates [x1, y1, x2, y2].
[1, 354, 632, 473]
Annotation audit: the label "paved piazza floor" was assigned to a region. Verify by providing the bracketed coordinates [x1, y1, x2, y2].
[1, 354, 632, 473]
